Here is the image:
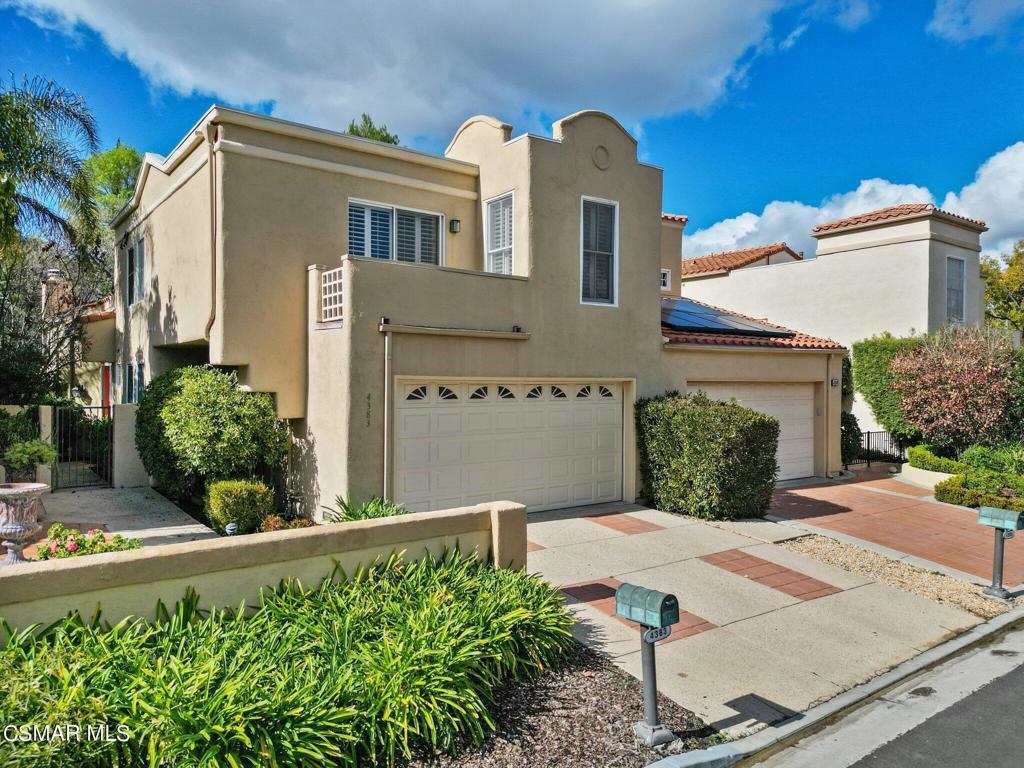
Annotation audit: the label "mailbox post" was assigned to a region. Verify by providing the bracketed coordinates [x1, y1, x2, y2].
[977, 506, 1024, 600]
[615, 583, 680, 747]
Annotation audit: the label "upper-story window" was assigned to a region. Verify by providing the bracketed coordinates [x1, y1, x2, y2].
[946, 256, 965, 323]
[581, 197, 617, 305]
[125, 236, 144, 306]
[660, 269, 671, 291]
[485, 193, 513, 275]
[348, 200, 441, 265]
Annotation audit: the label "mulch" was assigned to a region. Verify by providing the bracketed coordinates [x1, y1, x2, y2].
[405, 642, 722, 768]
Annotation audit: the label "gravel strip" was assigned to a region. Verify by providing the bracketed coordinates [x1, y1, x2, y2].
[781, 534, 1022, 619]
[406, 643, 722, 768]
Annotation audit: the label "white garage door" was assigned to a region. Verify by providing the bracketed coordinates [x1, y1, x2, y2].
[689, 382, 816, 481]
[395, 380, 623, 512]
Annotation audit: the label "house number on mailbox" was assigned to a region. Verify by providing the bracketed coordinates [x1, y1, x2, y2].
[643, 626, 671, 643]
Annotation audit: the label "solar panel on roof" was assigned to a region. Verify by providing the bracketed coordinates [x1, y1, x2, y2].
[661, 298, 795, 339]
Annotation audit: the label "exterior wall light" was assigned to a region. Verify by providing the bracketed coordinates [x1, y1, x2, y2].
[449, 219, 461, 234]
[830, 378, 840, 387]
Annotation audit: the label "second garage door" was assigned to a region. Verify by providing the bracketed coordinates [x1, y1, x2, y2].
[689, 382, 816, 481]
[395, 380, 623, 512]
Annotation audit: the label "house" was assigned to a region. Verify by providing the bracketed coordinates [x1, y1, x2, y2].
[681, 203, 987, 432]
[94, 106, 845, 516]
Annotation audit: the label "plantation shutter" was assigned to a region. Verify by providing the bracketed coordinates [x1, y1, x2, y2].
[135, 237, 145, 303]
[125, 246, 135, 305]
[582, 200, 615, 303]
[486, 194, 513, 274]
[348, 203, 393, 259]
[396, 209, 439, 264]
[348, 203, 366, 256]
[946, 257, 964, 322]
[369, 208, 392, 259]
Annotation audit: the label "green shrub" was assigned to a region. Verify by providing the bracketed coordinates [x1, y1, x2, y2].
[851, 333, 922, 440]
[136, 366, 289, 498]
[2, 439, 56, 471]
[205, 479, 274, 534]
[35, 523, 140, 560]
[841, 411, 863, 465]
[906, 444, 968, 474]
[934, 472, 1024, 513]
[259, 514, 314, 532]
[0, 552, 574, 768]
[841, 355, 854, 400]
[636, 391, 779, 520]
[960, 443, 1024, 475]
[327, 496, 408, 522]
[0, 409, 37, 455]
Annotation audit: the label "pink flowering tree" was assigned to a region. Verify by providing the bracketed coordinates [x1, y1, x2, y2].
[890, 326, 1017, 455]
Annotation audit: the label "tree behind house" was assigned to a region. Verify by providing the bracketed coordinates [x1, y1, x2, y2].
[346, 113, 399, 144]
[981, 239, 1024, 332]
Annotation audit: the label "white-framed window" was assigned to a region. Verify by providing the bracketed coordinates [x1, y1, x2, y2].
[946, 256, 965, 323]
[485, 192, 514, 275]
[347, 200, 442, 265]
[125, 235, 144, 306]
[118, 360, 144, 404]
[580, 197, 618, 305]
[660, 269, 672, 291]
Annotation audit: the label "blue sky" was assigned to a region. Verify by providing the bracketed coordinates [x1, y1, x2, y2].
[3, 1, 1023, 256]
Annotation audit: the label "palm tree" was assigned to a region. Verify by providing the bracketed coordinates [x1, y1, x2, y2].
[0, 77, 100, 253]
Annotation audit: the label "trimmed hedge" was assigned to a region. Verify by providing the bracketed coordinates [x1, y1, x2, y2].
[851, 333, 922, 439]
[840, 411, 862, 466]
[906, 444, 968, 475]
[205, 479, 275, 534]
[960, 443, 1024, 475]
[935, 472, 1024, 513]
[636, 391, 779, 520]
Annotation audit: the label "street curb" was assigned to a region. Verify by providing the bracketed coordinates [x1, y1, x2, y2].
[647, 605, 1024, 768]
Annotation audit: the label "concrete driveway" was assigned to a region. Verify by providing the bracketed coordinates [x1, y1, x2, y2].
[527, 502, 980, 736]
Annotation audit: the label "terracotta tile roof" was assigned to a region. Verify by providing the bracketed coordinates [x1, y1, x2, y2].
[812, 203, 986, 234]
[662, 297, 845, 351]
[81, 296, 114, 323]
[681, 243, 801, 276]
[661, 212, 688, 225]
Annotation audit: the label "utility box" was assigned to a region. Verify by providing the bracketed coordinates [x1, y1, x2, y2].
[978, 506, 1024, 531]
[615, 583, 680, 628]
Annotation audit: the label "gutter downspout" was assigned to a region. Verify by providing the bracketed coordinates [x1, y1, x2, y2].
[203, 123, 219, 340]
[381, 316, 393, 499]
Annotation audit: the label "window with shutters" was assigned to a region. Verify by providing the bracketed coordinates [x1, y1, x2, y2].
[485, 193, 513, 274]
[124, 235, 145, 307]
[946, 256, 965, 323]
[580, 197, 617, 305]
[348, 200, 442, 264]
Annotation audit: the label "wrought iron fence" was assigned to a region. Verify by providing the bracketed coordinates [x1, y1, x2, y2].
[52, 405, 113, 489]
[847, 430, 906, 468]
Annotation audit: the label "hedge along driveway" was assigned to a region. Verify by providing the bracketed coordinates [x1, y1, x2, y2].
[525, 502, 980, 735]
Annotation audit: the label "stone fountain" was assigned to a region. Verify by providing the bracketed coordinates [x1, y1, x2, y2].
[0, 483, 47, 565]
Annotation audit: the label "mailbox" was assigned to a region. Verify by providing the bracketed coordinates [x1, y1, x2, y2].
[978, 506, 1024, 531]
[615, 583, 679, 629]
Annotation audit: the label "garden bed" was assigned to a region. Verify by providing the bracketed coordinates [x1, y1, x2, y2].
[408, 643, 721, 768]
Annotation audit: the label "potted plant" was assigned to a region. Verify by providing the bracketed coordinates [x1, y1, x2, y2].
[3, 439, 57, 483]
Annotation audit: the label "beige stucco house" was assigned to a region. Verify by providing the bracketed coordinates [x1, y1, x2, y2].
[97, 106, 844, 517]
[681, 203, 987, 432]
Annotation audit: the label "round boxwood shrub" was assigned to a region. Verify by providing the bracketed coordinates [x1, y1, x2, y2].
[205, 479, 274, 534]
[136, 366, 289, 499]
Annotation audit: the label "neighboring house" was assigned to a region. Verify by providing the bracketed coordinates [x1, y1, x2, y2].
[78, 297, 115, 412]
[95, 106, 845, 516]
[681, 203, 987, 432]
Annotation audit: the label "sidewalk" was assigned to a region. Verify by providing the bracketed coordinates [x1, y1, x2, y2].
[527, 503, 979, 736]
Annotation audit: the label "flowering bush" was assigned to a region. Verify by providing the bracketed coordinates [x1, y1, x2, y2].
[35, 523, 141, 560]
[890, 326, 1018, 455]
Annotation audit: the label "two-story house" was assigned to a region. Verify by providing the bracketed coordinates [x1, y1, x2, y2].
[95, 106, 845, 517]
[680, 203, 987, 431]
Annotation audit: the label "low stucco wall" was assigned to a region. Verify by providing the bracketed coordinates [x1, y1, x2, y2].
[112, 404, 149, 488]
[898, 463, 954, 491]
[0, 501, 526, 632]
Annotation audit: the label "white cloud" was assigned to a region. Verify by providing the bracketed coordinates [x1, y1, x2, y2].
[685, 178, 934, 258]
[942, 142, 1024, 256]
[927, 0, 1024, 43]
[5, 0, 868, 145]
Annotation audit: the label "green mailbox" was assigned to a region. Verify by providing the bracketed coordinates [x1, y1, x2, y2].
[615, 583, 679, 629]
[978, 506, 1024, 531]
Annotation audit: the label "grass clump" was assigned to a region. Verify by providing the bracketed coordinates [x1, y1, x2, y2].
[0, 551, 573, 768]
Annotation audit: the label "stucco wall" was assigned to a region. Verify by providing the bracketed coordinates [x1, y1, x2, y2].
[0, 501, 526, 633]
[660, 220, 683, 295]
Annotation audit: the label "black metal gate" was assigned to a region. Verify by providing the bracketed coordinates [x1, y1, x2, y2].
[52, 405, 113, 489]
[848, 430, 906, 468]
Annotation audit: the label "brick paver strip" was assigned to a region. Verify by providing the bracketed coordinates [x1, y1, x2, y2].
[585, 511, 665, 535]
[560, 577, 716, 643]
[526, 540, 545, 552]
[771, 481, 1024, 584]
[700, 548, 842, 600]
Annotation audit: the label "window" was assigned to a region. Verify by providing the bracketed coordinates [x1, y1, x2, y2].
[485, 193, 513, 274]
[120, 361, 144, 404]
[660, 269, 671, 291]
[581, 198, 617, 304]
[125, 236, 144, 306]
[348, 201, 441, 264]
[946, 257, 965, 323]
